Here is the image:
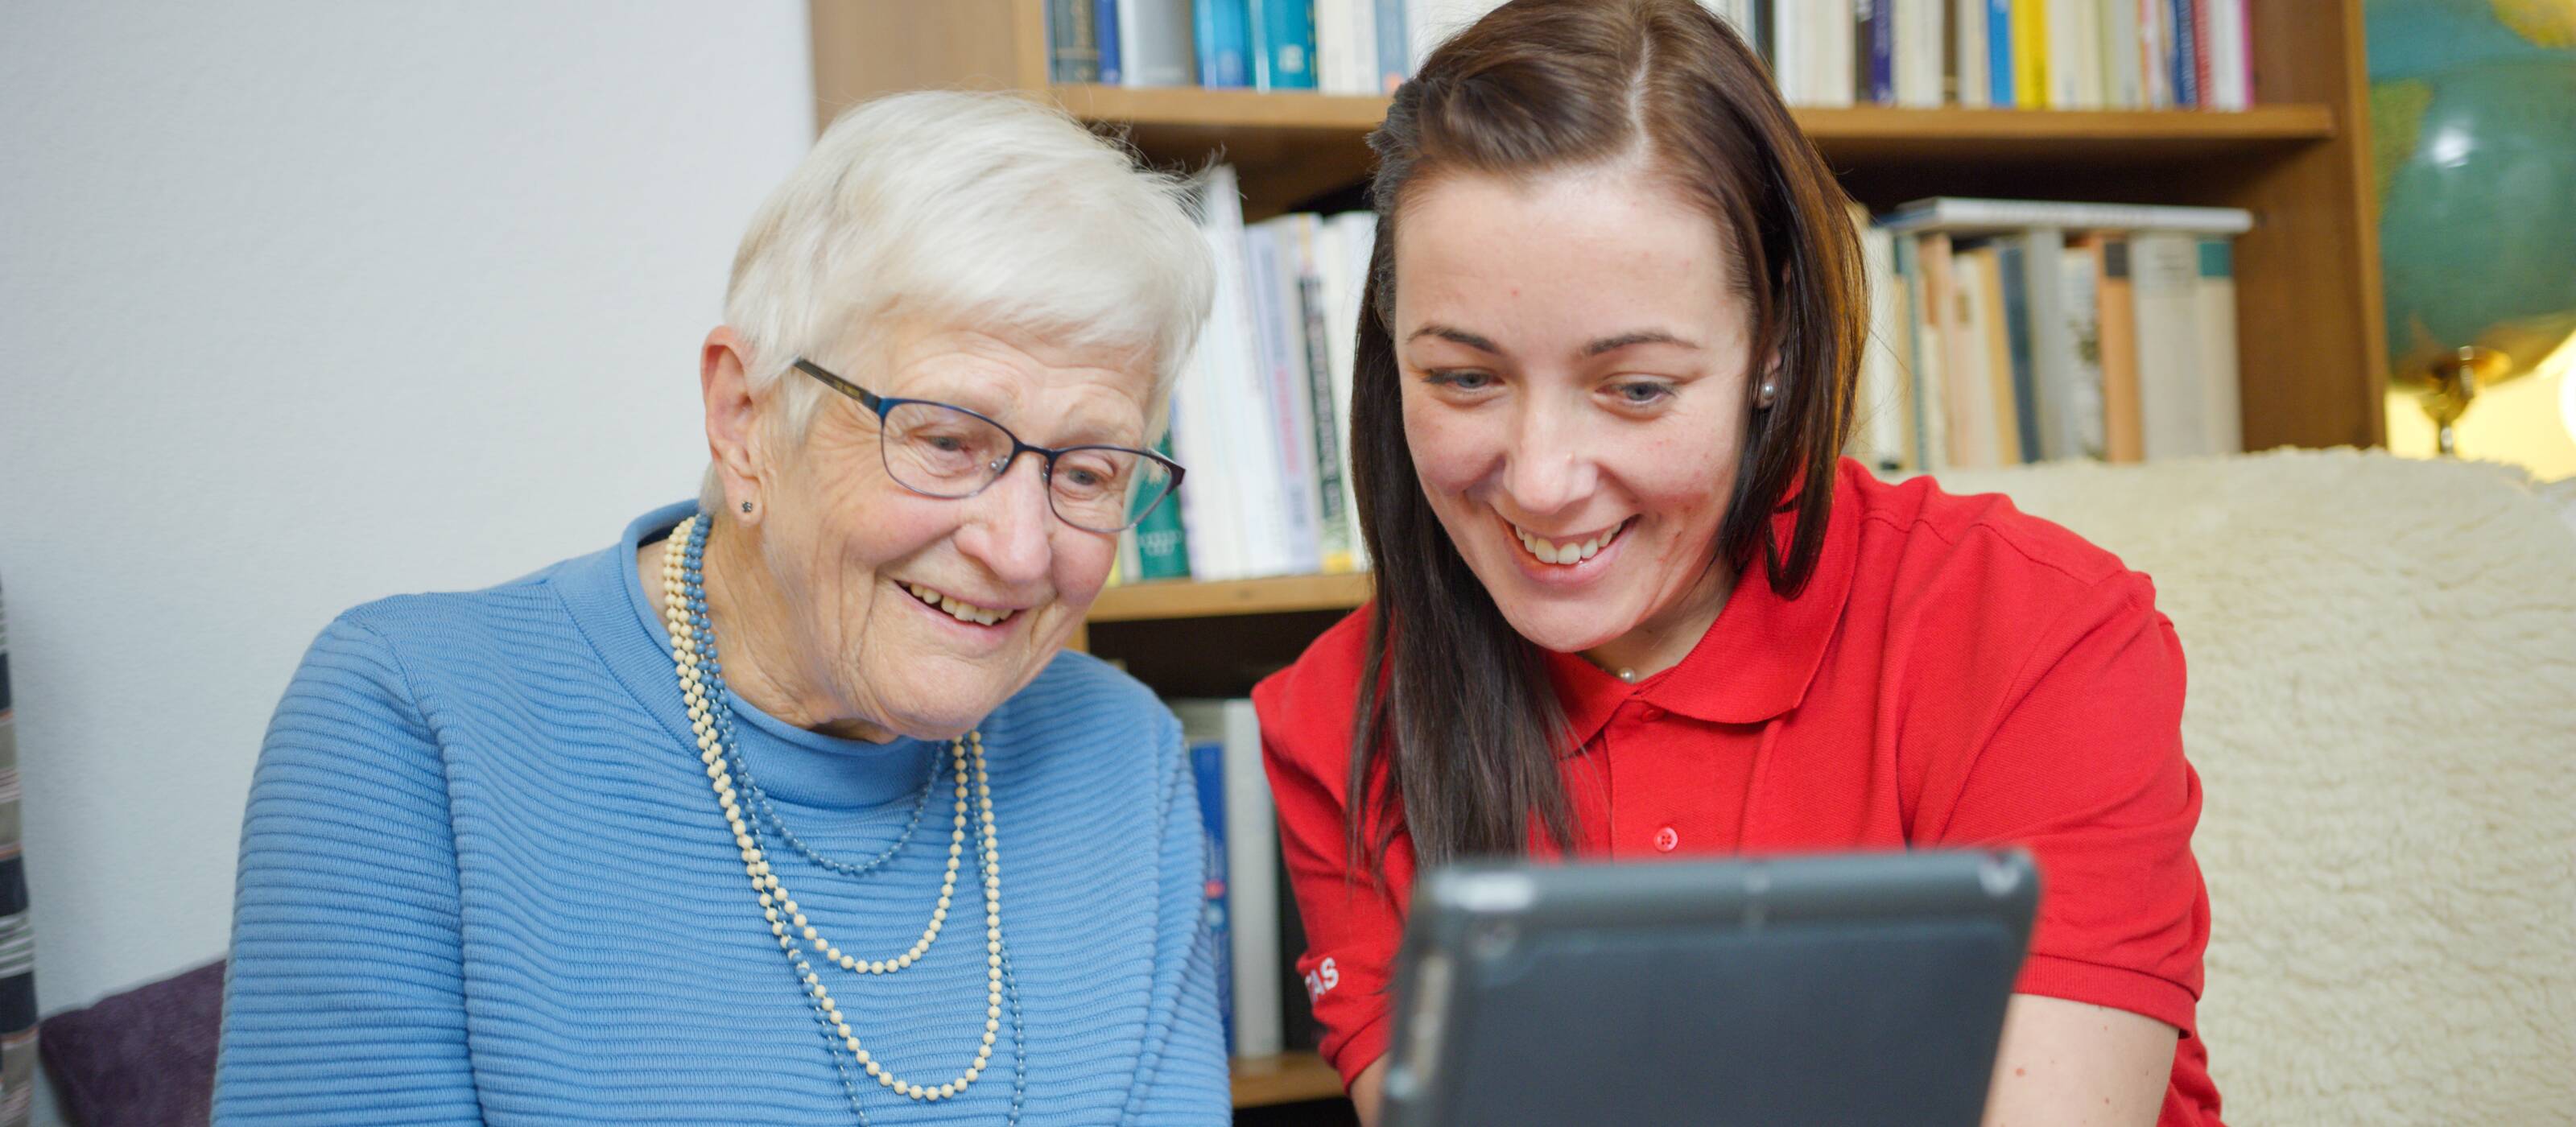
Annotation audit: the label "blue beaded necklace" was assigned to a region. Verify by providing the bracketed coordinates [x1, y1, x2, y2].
[672, 512, 1028, 1125]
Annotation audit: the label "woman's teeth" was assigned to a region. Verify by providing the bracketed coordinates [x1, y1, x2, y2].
[905, 582, 1012, 626]
[1512, 519, 1626, 566]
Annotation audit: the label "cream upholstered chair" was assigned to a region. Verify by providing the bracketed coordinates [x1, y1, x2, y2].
[1934, 450, 2576, 1125]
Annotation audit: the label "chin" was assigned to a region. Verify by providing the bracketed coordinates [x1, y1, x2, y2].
[1479, 585, 1634, 654]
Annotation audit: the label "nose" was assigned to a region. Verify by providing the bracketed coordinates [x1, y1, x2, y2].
[951, 452, 1054, 587]
[1500, 398, 1598, 518]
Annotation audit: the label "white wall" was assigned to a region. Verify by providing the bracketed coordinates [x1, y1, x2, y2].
[0, 2, 816, 1110]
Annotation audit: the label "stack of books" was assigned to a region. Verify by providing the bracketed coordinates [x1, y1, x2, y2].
[1050, 1, 2256, 109]
[1114, 167, 1374, 587]
[1046, 0, 1454, 94]
[1170, 699, 1323, 1060]
[1850, 196, 2250, 473]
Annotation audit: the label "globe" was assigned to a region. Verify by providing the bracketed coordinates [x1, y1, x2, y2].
[2365, 0, 2576, 456]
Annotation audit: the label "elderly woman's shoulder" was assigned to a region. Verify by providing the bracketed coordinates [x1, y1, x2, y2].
[293, 555, 601, 687]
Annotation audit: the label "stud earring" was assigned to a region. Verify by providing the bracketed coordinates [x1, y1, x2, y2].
[1757, 378, 1779, 407]
[741, 501, 753, 514]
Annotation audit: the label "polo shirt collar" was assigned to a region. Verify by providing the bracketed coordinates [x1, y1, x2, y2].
[1542, 466, 1861, 747]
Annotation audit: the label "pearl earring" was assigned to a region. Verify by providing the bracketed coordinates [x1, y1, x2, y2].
[1758, 378, 1779, 407]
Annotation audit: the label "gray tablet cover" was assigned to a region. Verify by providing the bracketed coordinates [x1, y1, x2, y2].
[1381, 850, 2039, 1127]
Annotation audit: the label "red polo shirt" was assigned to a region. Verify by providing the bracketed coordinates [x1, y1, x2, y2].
[1253, 459, 2221, 1125]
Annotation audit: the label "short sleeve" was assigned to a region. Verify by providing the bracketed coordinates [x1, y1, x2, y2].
[1252, 615, 1410, 1087]
[1925, 572, 2209, 1034]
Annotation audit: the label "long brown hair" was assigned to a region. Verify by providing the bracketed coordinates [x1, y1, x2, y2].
[1346, 0, 1864, 873]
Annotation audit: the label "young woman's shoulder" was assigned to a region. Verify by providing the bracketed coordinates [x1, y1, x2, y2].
[1842, 464, 2159, 632]
[1251, 605, 1375, 791]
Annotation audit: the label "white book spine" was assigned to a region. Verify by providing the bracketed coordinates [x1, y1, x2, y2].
[2129, 232, 2209, 460]
[1222, 700, 1280, 1059]
[2138, 0, 2171, 108]
[1326, 212, 1377, 571]
[1895, 0, 1944, 107]
[1239, 225, 1316, 577]
[1117, 0, 1197, 87]
[1954, 0, 1989, 108]
[1856, 222, 1910, 469]
[1346, 0, 1380, 97]
[2103, 0, 2142, 108]
[2018, 228, 2085, 461]
[1814, 0, 1858, 108]
[2056, 239, 2108, 460]
[2194, 238, 2242, 453]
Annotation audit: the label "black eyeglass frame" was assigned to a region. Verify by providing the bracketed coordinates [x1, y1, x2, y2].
[791, 357, 1185, 534]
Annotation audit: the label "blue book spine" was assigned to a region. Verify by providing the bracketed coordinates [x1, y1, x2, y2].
[1253, 0, 1319, 91]
[1997, 242, 2042, 463]
[1197, 0, 1253, 89]
[2169, 0, 2199, 107]
[1373, 0, 1411, 93]
[1188, 739, 1232, 1056]
[1985, 0, 2014, 107]
[1865, 0, 1894, 105]
[1095, 0, 1123, 84]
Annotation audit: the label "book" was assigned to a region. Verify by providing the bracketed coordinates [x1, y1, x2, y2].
[1994, 239, 2042, 461]
[1198, 0, 1254, 88]
[2011, 0, 2046, 109]
[1374, 0, 1412, 92]
[1950, 0, 1988, 108]
[1321, 211, 1377, 570]
[1852, 206, 1910, 470]
[1880, 196, 2254, 234]
[1278, 214, 1359, 573]
[2046, 0, 2091, 109]
[2137, 0, 2171, 107]
[1245, 220, 1325, 575]
[1185, 734, 1232, 1054]
[1814, 0, 1859, 107]
[2092, 234, 2145, 462]
[2058, 233, 2109, 460]
[2194, 237, 2242, 453]
[1049, 0, 1102, 82]
[2130, 230, 2208, 459]
[2103, 0, 2143, 108]
[1895, 0, 1946, 108]
[1171, 699, 1278, 1059]
[2010, 228, 2086, 461]
[1315, 0, 1377, 95]
[1135, 430, 1194, 579]
[1860, 0, 1894, 104]
[1254, 0, 1319, 91]
[2169, 0, 2198, 107]
[1962, 243, 2021, 464]
[1117, 0, 1199, 87]
[1986, 0, 2015, 106]
[1095, 0, 1124, 84]
[1896, 232, 1951, 469]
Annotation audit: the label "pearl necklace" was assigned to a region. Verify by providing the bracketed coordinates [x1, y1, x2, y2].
[661, 514, 1024, 1121]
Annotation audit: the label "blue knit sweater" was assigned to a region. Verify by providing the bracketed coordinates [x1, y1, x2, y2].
[215, 502, 1229, 1125]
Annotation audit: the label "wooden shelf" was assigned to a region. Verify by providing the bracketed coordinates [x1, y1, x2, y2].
[1090, 572, 1372, 623]
[1054, 85, 2333, 156]
[1232, 1051, 1348, 1108]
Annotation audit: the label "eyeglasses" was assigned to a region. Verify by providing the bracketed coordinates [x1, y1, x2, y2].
[793, 358, 1185, 534]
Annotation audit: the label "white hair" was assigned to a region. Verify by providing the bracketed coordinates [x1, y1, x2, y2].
[702, 90, 1214, 509]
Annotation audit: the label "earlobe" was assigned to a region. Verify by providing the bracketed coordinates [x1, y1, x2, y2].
[702, 326, 766, 518]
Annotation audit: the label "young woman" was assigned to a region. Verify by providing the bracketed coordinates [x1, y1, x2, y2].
[1252, 2, 2221, 1125]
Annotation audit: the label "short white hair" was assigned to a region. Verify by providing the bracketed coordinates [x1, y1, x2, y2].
[704, 90, 1214, 509]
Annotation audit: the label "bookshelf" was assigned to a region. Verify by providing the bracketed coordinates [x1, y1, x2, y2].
[807, 0, 2386, 1116]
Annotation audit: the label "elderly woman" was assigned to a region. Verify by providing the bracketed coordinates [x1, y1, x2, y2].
[214, 92, 1227, 1125]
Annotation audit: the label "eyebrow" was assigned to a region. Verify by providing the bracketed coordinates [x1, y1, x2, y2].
[1406, 324, 1704, 358]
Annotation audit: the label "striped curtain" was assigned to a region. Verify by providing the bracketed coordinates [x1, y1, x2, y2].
[0, 580, 31, 1125]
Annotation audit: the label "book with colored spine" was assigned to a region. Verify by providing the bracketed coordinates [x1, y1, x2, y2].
[1198, 0, 1254, 88]
[1169, 699, 1282, 1060]
[1254, 0, 1319, 90]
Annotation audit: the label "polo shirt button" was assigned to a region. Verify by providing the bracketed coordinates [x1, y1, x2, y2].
[1638, 704, 1666, 723]
[1653, 826, 1679, 852]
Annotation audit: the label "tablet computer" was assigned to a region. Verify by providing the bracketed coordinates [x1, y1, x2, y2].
[1380, 849, 2039, 1127]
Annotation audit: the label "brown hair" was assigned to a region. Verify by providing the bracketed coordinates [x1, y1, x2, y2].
[1346, 0, 1864, 873]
